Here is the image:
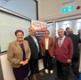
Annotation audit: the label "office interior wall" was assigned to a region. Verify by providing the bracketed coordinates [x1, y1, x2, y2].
[38, 0, 81, 21]
[0, 9, 31, 52]
[0, 0, 37, 20]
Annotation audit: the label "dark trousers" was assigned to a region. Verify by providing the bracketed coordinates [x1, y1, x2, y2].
[29, 59, 39, 74]
[72, 55, 80, 77]
[56, 60, 69, 80]
[43, 50, 53, 70]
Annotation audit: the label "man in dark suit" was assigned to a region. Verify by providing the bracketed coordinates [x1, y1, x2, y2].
[24, 27, 43, 80]
[64, 27, 70, 36]
[78, 29, 81, 42]
[67, 28, 81, 78]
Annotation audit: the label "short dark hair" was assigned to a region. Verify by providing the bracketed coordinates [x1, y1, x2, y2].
[45, 30, 50, 33]
[15, 30, 24, 36]
[66, 27, 70, 30]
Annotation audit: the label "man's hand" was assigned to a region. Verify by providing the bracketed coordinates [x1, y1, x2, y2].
[67, 59, 71, 63]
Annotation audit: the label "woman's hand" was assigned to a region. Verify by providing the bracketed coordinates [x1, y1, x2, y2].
[19, 61, 25, 65]
[53, 56, 55, 58]
[19, 59, 29, 66]
[24, 59, 29, 64]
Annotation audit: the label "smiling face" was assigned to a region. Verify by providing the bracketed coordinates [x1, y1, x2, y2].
[58, 29, 64, 38]
[44, 30, 50, 38]
[29, 27, 35, 36]
[16, 32, 24, 42]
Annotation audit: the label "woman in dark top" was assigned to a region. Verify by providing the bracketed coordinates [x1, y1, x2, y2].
[7, 30, 31, 80]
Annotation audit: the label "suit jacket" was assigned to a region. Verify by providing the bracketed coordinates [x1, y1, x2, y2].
[68, 34, 81, 57]
[54, 36, 73, 63]
[7, 40, 31, 68]
[24, 35, 41, 59]
[40, 37, 54, 57]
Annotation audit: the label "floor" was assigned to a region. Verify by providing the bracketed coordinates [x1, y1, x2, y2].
[29, 60, 79, 80]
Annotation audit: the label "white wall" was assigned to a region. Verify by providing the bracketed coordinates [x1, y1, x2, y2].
[0, 53, 44, 80]
[38, 0, 81, 21]
[0, 0, 37, 20]
[0, 54, 15, 80]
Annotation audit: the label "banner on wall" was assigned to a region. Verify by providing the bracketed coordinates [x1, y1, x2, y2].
[31, 20, 47, 40]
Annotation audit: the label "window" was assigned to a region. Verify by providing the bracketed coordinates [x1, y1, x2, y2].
[62, 21, 70, 30]
[56, 21, 70, 37]
[75, 19, 81, 34]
